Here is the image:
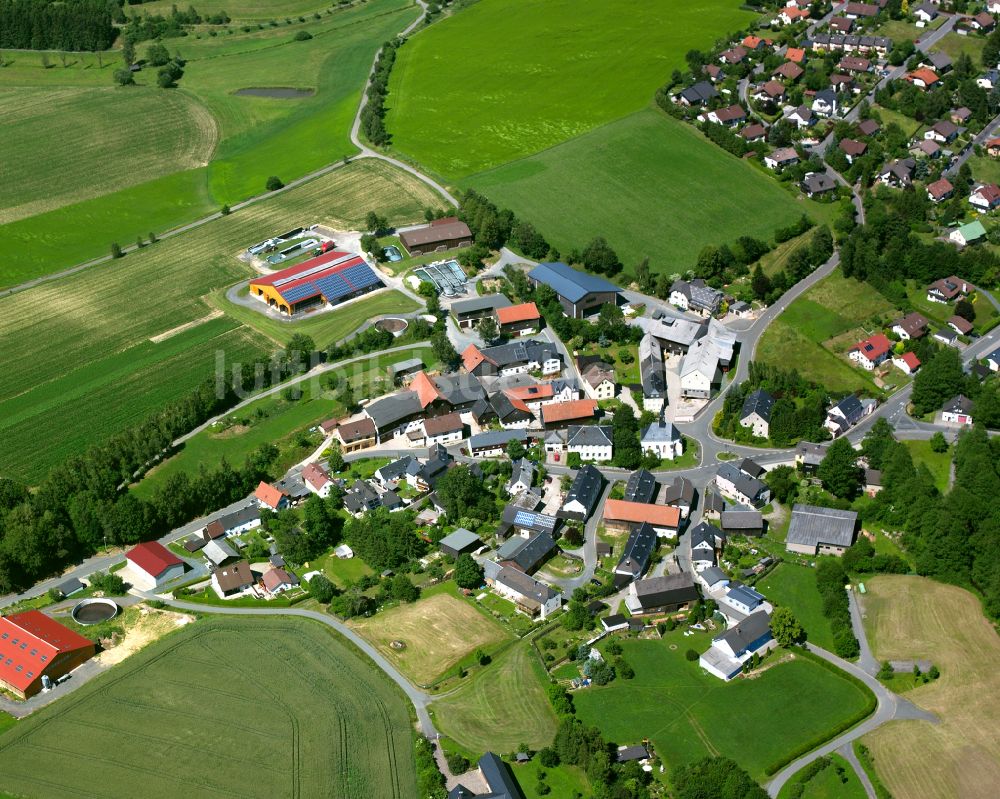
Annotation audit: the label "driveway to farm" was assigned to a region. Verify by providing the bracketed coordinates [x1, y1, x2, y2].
[155, 597, 438, 738]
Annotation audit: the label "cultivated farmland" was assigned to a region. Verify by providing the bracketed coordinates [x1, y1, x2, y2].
[861, 576, 1000, 799]
[0, 0, 419, 282]
[387, 0, 757, 177]
[0, 87, 216, 225]
[432, 643, 558, 753]
[0, 617, 417, 798]
[350, 591, 512, 685]
[0, 159, 446, 481]
[469, 110, 804, 273]
[573, 632, 873, 780]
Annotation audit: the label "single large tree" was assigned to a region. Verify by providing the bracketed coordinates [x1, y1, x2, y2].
[818, 437, 861, 499]
[770, 606, 805, 646]
[453, 553, 484, 589]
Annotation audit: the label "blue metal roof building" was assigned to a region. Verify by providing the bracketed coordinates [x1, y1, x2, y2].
[527, 262, 621, 318]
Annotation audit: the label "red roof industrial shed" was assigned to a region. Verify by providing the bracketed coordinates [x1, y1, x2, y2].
[0, 610, 96, 698]
[126, 541, 182, 579]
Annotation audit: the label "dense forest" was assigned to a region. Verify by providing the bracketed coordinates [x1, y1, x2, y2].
[0, 0, 118, 51]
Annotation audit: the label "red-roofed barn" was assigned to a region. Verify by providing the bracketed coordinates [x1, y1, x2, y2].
[248, 250, 383, 316]
[0, 610, 96, 698]
[126, 541, 185, 590]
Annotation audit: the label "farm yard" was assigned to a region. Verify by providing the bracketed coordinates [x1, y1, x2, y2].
[386, 0, 757, 177]
[572, 631, 873, 781]
[469, 110, 805, 273]
[349, 590, 513, 685]
[861, 576, 1000, 799]
[756, 269, 902, 394]
[0, 617, 417, 799]
[0, 0, 419, 283]
[431, 643, 559, 754]
[0, 159, 446, 482]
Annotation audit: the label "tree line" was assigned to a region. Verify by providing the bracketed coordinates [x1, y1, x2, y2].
[360, 38, 401, 147]
[0, 0, 118, 51]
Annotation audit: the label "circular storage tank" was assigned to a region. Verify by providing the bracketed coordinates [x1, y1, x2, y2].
[71, 598, 120, 626]
[374, 317, 408, 337]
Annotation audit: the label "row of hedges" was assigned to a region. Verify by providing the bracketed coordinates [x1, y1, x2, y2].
[762, 647, 877, 776]
[816, 560, 861, 659]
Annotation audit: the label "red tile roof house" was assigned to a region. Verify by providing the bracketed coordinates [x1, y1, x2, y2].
[927, 177, 954, 203]
[987, 137, 1000, 157]
[719, 46, 749, 65]
[785, 46, 806, 63]
[255, 481, 289, 511]
[773, 61, 804, 81]
[848, 333, 892, 371]
[603, 500, 681, 539]
[970, 183, 1000, 212]
[0, 610, 96, 698]
[261, 567, 300, 595]
[892, 351, 921, 375]
[740, 122, 767, 141]
[495, 301, 541, 336]
[906, 68, 940, 89]
[125, 541, 185, 591]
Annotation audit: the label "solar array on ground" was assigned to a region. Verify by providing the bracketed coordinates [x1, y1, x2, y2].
[415, 259, 466, 294]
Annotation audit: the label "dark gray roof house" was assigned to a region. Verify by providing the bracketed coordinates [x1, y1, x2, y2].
[559, 464, 604, 521]
[715, 610, 772, 657]
[615, 522, 657, 580]
[738, 458, 766, 479]
[740, 389, 774, 424]
[499, 505, 559, 538]
[720, 510, 764, 534]
[624, 469, 658, 504]
[496, 531, 557, 574]
[629, 572, 700, 613]
[662, 476, 695, 509]
[678, 80, 719, 106]
[801, 171, 837, 197]
[449, 752, 526, 799]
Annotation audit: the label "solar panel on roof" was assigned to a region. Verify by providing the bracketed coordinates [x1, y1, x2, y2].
[339, 263, 381, 290]
[281, 282, 320, 304]
[316, 274, 352, 302]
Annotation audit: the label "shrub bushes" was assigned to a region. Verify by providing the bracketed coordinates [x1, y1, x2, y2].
[815, 560, 860, 659]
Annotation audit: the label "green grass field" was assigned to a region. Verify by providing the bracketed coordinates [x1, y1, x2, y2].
[0, 159, 438, 482]
[432, 643, 559, 753]
[0, 617, 416, 798]
[902, 439, 952, 493]
[776, 753, 867, 799]
[387, 0, 757, 177]
[757, 269, 900, 393]
[0, 86, 216, 225]
[134, 0, 330, 18]
[931, 31, 987, 69]
[0, 0, 419, 282]
[756, 563, 837, 651]
[573, 633, 872, 780]
[469, 109, 804, 272]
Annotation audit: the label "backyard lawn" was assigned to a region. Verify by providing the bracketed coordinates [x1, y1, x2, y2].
[574, 632, 872, 780]
[902, 439, 952, 493]
[756, 563, 837, 651]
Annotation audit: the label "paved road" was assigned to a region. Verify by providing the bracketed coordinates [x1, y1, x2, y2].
[838, 741, 878, 799]
[158, 597, 438, 736]
[766, 642, 936, 797]
[945, 110, 1000, 178]
[848, 590, 881, 676]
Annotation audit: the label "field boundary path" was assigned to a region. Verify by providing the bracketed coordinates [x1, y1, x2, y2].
[153, 596, 439, 738]
[1, 0, 452, 299]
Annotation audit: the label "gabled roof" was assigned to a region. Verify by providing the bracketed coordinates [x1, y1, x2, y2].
[127, 541, 183, 577]
[254, 481, 287, 510]
[214, 560, 254, 593]
[399, 217, 472, 248]
[566, 424, 613, 447]
[927, 178, 953, 200]
[337, 416, 376, 442]
[840, 138, 867, 157]
[423, 411, 464, 436]
[604, 500, 680, 528]
[616, 522, 657, 577]
[943, 394, 973, 414]
[715, 610, 772, 654]
[893, 311, 928, 336]
[948, 315, 973, 334]
[541, 398, 597, 425]
[624, 469, 658, 504]
[0, 610, 94, 693]
[410, 370, 444, 408]
[262, 567, 298, 591]
[741, 388, 774, 422]
[496, 302, 540, 325]
[898, 351, 921, 370]
[439, 527, 482, 552]
[850, 333, 892, 362]
[679, 81, 719, 105]
[787, 504, 858, 548]
[561, 465, 604, 516]
[496, 531, 556, 573]
[302, 461, 331, 491]
[527, 262, 620, 303]
[450, 294, 512, 316]
[641, 420, 681, 443]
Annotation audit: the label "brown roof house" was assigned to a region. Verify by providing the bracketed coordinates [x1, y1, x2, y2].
[212, 560, 255, 598]
[839, 138, 867, 163]
[927, 178, 954, 203]
[398, 217, 473, 256]
[891, 311, 929, 340]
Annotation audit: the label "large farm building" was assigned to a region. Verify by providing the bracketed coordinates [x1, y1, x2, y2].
[249, 250, 383, 315]
[0, 610, 96, 698]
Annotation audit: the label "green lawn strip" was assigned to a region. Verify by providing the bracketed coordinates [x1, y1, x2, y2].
[0, 168, 215, 289]
[776, 753, 868, 799]
[930, 31, 987, 69]
[871, 104, 922, 138]
[967, 154, 1000, 186]
[758, 231, 813, 279]
[756, 563, 837, 651]
[467, 109, 804, 274]
[0, 714, 15, 736]
[901, 439, 951, 493]
[209, 287, 421, 347]
[572, 634, 873, 781]
[387, 0, 756, 177]
[518, 760, 591, 799]
[852, 741, 894, 799]
[0, 616, 417, 799]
